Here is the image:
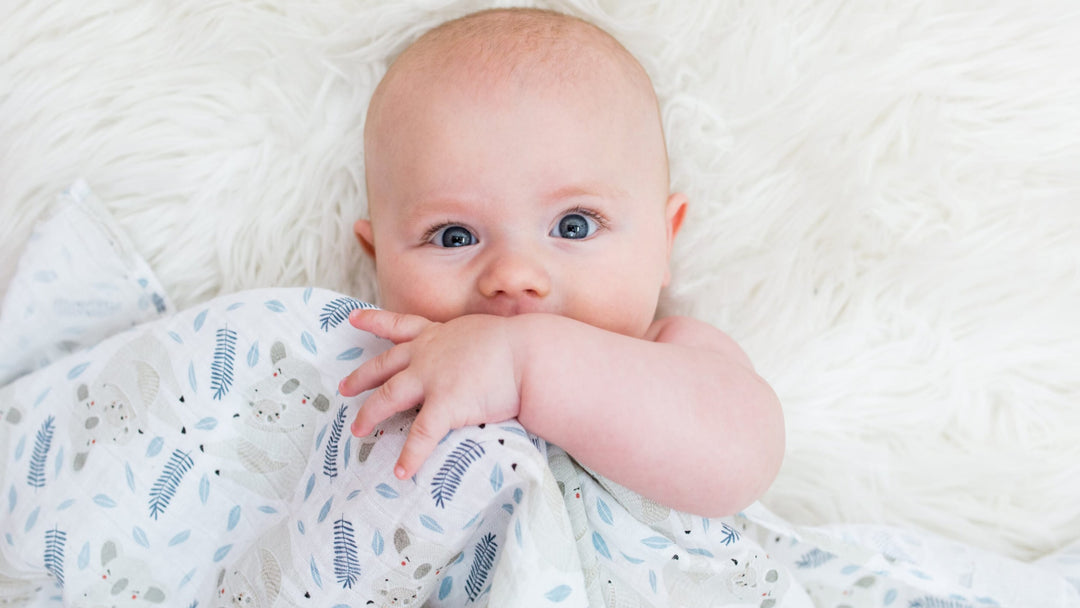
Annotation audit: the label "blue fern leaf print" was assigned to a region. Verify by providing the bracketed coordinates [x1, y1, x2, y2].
[431, 439, 485, 508]
[909, 597, 975, 608]
[149, 450, 194, 519]
[323, 405, 347, 480]
[211, 327, 237, 400]
[44, 526, 65, 587]
[466, 533, 497, 602]
[333, 516, 361, 589]
[27, 416, 54, 489]
[795, 547, 836, 568]
[319, 297, 371, 332]
[720, 522, 740, 546]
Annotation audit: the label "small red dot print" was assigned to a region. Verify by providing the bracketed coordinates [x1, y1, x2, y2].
[302, 399, 307, 404]
[575, 493, 580, 499]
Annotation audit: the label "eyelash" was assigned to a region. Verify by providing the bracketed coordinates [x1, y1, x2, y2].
[420, 207, 610, 245]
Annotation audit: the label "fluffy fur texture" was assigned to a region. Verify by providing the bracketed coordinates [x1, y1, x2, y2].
[2, 1, 1077, 562]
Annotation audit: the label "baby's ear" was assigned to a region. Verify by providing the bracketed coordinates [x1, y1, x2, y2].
[354, 219, 376, 259]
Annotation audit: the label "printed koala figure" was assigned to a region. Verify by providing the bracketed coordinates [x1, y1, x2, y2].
[67, 332, 185, 472]
[202, 341, 330, 499]
[367, 578, 422, 607]
[392, 527, 461, 582]
[78, 541, 167, 607]
[214, 521, 300, 608]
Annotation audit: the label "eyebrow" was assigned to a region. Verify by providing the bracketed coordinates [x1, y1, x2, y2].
[544, 183, 628, 204]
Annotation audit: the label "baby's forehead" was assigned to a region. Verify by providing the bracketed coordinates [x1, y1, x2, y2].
[379, 9, 654, 110]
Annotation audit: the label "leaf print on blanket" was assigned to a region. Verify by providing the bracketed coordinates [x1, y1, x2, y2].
[324, 404, 347, 480]
[44, 526, 66, 587]
[431, 439, 485, 508]
[211, 326, 237, 400]
[466, 533, 497, 602]
[333, 516, 361, 589]
[319, 297, 374, 332]
[27, 416, 54, 489]
[148, 449, 194, 519]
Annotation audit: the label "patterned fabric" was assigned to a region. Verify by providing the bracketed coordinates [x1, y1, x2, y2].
[2, 287, 1078, 607]
[0, 180, 172, 387]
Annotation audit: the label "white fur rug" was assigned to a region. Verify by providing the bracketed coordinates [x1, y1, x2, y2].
[2, 1, 1078, 563]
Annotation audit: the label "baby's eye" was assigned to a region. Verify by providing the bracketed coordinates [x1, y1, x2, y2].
[430, 225, 477, 248]
[551, 212, 599, 240]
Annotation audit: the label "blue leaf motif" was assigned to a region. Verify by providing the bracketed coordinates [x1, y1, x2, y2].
[57, 499, 75, 511]
[649, 570, 657, 593]
[188, 361, 197, 393]
[247, 341, 259, 367]
[264, 300, 287, 313]
[7, 486, 16, 513]
[515, 520, 523, 547]
[490, 464, 503, 492]
[93, 495, 116, 508]
[884, 589, 898, 605]
[420, 514, 444, 533]
[687, 548, 714, 557]
[375, 483, 399, 499]
[146, 437, 164, 458]
[620, 552, 644, 564]
[596, 497, 613, 525]
[333, 516, 362, 589]
[465, 533, 497, 602]
[304, 474, 316, 501]
[323, 405, 347, 480]
[78, 542, 90, 569]
[301, 331, 317, 355]
[303, 287, 313, 304]
[24, 507, 39, 532]
[213, 544, 233, 562]
[27, 416, 55, 489]
[211, 327, 237, 400]
[641, 536, 672, 550]
[336, 347, 365, 361]
[431, 439, 485, 508]
[439, 576, 453, 600]
[257, 505, 277, 514]
[168, 331, 183, 344]
[840, 564, 860, 575]
[372, 530, 384, 556]
[318, 497, 334, 523]
[310, 557, 323, 589]
[179, 569, 195, 589]
[199, 475, 210, 504]
[545, 585, 572, 602]
[227, 506, 241, 531]
[194, 417, 217, 431]
[319, 297, 372, 332]
[15, 436, 24, 460]
[169, 530, 191, 547]
[66, 362, 90, 380]
[148, 450, 194, 520]
[513, 488, 523, 504]
[132, 527, 149, 548]
[34, 388, 50, 406]
[193, 309, 208, 332]
[43, 527, 66, 586]
[125, 463, 135, 492]
[592, 532, 611, 560]
[226, 302, 245, 311]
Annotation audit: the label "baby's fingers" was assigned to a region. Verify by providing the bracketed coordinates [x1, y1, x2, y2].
[394, 402, 452, 480]
[350, 370, 423, 437]
[350, 309, 434, 343]
[339, 343, 410, 397]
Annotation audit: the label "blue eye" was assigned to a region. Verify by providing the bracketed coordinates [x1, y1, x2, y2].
[433, 225, 476, 248]
[551, 213, 597, 240]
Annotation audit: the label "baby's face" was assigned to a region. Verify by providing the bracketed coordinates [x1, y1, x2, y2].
[359, 62, 684, 339]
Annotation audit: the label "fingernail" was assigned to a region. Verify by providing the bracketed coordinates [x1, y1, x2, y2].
[338, 379, 349, 396]
[394, 464, 407, 479]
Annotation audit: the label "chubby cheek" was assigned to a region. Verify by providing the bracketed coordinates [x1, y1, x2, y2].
[376, 264, 467, 322]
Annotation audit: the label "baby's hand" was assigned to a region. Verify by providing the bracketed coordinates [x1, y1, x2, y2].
[339, 309, 522, 480]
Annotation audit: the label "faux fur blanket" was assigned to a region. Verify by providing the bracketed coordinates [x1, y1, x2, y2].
[1, 0, 1078, 565]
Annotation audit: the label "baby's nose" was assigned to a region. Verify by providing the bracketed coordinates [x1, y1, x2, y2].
[477, 250, 551, 302]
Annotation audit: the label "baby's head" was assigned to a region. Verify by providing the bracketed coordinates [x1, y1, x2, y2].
[357, 8, 686, 339]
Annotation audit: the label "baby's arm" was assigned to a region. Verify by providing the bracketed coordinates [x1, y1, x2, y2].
[512, 313, 784, 517]
[340, 310, 783, 517]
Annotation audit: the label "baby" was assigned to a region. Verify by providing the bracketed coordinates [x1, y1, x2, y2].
[339, 7, 784, 517]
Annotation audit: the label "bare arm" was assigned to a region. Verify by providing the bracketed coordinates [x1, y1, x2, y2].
[512, 313, 784, 517]
[341, 310, 784, 517]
